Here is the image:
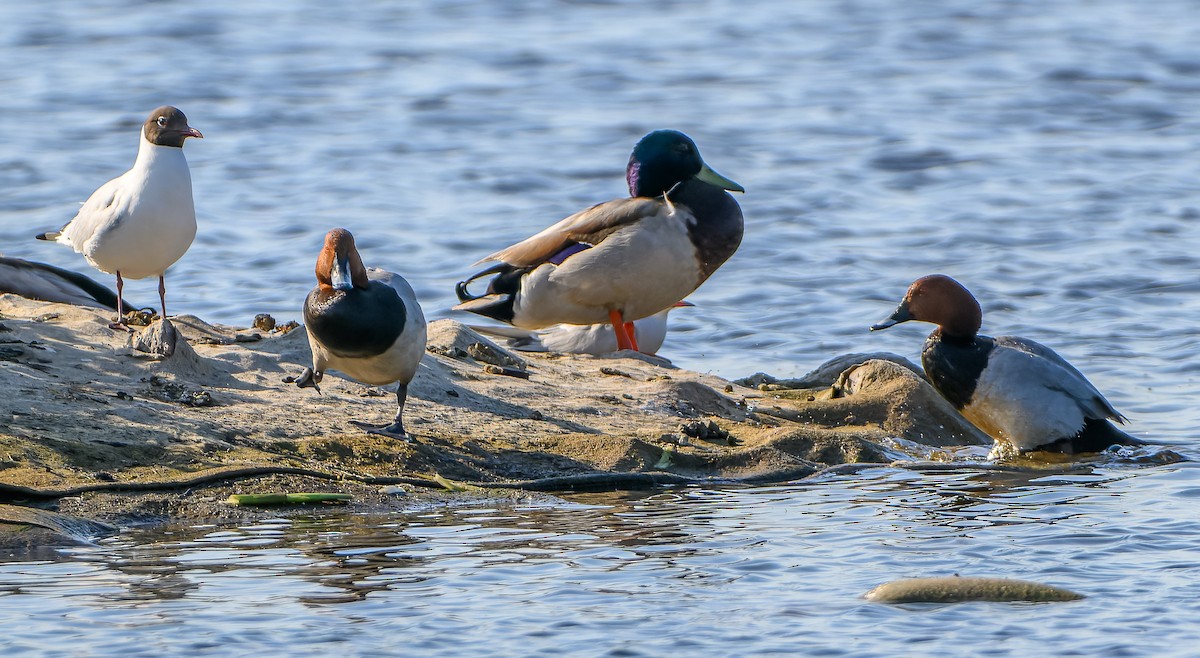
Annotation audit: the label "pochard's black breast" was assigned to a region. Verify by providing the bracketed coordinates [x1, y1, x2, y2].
[674, 180, 744, 278]
[304, 282, 407, 358]
[921, 331, 995, 410]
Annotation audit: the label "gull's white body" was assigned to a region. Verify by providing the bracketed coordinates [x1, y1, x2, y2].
[53, 132, 196, 280]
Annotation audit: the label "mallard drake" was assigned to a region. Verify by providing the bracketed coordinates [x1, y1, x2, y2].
[293, 228, 427, 440]
[871, 274, 1144, 456]
[454, 130, 743, 352]
[35, 106, 202, 326]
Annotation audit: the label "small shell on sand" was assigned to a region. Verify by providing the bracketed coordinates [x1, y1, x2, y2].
[864, 576, 1084, 603]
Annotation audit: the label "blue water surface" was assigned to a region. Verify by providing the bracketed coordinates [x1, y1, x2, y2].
[2, 462, 1199, 657]
[1, 0, 1199, 655]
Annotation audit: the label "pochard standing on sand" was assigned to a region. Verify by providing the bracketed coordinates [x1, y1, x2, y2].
[871, 274, 1144, 456]
[35, 106, 202, 327]
[454, 130, 743, 353]
[292, 229, 427, 440]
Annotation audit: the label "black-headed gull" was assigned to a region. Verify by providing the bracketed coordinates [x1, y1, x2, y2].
[292, 229, 427, 441]
[35, 106, 202, 326]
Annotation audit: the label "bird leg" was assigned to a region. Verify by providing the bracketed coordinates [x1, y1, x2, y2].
[624, 322, 639, 352]
[351, 382, 412, 441]
[289, 367, 322, 393]
[108, 272, 134, 332]
[158, 275, 167, 320]
[609, 310, 639, 352]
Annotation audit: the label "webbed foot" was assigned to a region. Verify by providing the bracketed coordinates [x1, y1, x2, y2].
[350, 420, 412, 442]
[286, 367, 322, 393]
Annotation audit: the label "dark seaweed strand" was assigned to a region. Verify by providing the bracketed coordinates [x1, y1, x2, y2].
[0, 461, 1098, 505]
[0, 464, 823, 502]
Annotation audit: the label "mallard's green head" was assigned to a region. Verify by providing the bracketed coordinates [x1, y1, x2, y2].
[626, 130, 744, 198]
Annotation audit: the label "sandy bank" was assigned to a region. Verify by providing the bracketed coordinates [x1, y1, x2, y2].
[0, 294, 992, 540]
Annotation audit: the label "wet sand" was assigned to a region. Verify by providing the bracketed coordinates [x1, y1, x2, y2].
[0, 295, 990, 543]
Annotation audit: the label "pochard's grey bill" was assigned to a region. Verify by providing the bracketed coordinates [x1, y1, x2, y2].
[695, 162, 744, 193]
[331, 254, 355, 290]
[870, 303, 913, 331]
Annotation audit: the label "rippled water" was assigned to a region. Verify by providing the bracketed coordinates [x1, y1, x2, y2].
[2, 463, 1198, 657]
[1, 0, 1199, 654]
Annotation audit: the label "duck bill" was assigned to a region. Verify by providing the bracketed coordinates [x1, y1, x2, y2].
[330, 253, 355, 291]
[695, 162, 745, 193]
[870, 302, 913, 331]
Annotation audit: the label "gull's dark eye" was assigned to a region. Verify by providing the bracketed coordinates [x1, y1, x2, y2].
[156, 116, 168, 127]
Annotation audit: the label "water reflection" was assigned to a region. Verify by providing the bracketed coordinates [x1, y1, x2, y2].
[1, 0, 1199, 651]
[33, 461, 1167, 604]
[0, 462, 1196, 655]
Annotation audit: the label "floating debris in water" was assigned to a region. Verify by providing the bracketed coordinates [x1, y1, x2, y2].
[865, 576, 1084, 603]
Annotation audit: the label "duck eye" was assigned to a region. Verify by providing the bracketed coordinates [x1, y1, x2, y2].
[156, 116, 168, 127]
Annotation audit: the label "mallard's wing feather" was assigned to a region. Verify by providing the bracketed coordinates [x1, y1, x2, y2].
[478, 197, 665, 268]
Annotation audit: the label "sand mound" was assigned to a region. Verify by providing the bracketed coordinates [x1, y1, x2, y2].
[0, 295, 989, 498]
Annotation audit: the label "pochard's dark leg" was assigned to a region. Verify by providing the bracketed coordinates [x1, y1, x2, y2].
[292, 367, 322, 392]
[352, 382, 412, 441]
[384, 382, 409, 436]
